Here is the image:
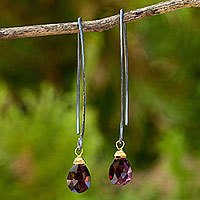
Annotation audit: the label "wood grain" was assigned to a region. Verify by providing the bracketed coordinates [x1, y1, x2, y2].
[0, 0, 199, 40]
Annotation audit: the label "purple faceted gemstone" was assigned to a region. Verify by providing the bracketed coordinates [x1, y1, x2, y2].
[67, 164, 90, 193]
[109, 158, 132, 186]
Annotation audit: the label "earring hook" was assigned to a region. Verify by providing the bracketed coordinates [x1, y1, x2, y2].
[119, 9, 129, 143]
[76, 17, 86, 151]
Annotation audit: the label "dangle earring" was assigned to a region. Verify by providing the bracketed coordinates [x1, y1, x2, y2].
[66, 17, 91, 193]
[108, 9, 133, 186]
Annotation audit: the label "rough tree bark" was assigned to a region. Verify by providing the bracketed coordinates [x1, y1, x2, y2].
[0, 0, 199, 40]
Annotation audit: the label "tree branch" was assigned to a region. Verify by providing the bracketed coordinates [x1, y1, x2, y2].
[0, 0, 199, 40]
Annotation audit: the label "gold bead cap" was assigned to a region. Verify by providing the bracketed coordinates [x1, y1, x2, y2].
[73, 155, 86, 165]
[73, 147, 85, 165]
[114, 140, 126, 158]
[114, 149, 127, 159]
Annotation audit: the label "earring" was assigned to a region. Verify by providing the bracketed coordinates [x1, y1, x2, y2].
[108, 9, 133, 186]
[66, 17, 91, 193]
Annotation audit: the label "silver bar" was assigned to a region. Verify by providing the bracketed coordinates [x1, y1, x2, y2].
[124, 21, 129, 126]
[76, 31, 81, 134]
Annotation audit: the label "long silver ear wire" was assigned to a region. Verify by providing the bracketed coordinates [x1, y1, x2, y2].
[119, 8, 129, 143]
[67, 17, 90, 193]
[76, 17, 86, 151]
[123, 12, 129, 127]
[76, 19, 81, 135]
[108, 9, 132, 187]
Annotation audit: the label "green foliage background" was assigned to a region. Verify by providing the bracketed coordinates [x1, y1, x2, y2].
[0, 0, 200, 199]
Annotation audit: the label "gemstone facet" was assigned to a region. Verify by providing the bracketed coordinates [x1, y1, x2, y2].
[109, 158, 132, 186]
[67, 164, 90, 193]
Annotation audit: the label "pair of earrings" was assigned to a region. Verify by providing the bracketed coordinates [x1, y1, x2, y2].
[66, 9, 133, 193]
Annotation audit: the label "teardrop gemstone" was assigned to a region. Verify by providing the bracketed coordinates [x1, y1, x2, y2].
[109, 158, 132, 186]
[67, 164, 90, 193]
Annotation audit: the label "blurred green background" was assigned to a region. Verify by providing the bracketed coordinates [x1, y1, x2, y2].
[0, 0, 200, 199]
